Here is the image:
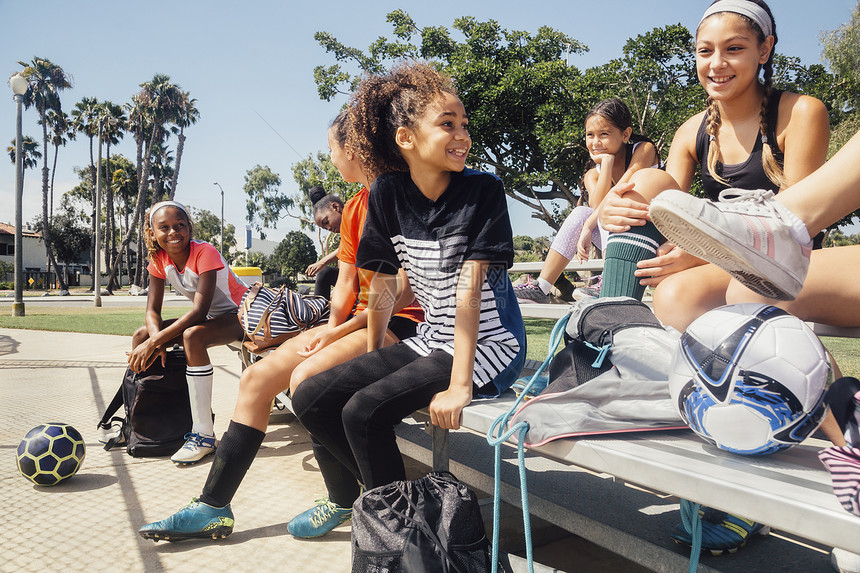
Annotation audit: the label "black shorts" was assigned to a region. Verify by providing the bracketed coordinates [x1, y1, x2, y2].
[387, 316, 419, 341]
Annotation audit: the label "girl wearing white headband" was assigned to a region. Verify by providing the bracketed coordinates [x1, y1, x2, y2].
[596, 0, 828, 328]
[127, 200, 246, 466]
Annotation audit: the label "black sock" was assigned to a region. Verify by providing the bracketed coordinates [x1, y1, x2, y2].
[199, 420, 266, 507]
[600, 222, 664, 301]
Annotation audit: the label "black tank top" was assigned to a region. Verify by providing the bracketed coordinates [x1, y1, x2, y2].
[695, 89, 783, 201]
[694, 90, 822, 249]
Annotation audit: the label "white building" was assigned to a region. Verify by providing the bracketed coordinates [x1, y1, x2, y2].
[0, 221, 44, 273]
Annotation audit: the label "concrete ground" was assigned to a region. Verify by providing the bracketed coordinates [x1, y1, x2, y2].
[0, 326, 645, 573]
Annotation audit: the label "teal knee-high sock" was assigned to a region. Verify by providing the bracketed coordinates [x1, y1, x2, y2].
[600, 222, 664, 301]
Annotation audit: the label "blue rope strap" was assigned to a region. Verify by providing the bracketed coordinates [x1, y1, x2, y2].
[486, 313, 570, 573]
[680, 499, 703, 572]
[582, 340, 611, 368]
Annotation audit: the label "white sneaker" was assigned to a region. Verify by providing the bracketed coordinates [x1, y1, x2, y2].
[170, 433, 217, 465]
[832, 548, 860, 573]
[649, 188, 811, 301]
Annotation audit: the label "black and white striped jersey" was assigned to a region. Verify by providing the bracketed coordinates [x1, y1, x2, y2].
[356, 169, 526, 396]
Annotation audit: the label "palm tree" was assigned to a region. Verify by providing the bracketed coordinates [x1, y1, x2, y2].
[149, 141, 175, 202]
[43, 109, 74, 219]
[109, 157, 137, 285]
[17, 57, 73, 292]
[8, 135, 42, 171]
[112, 74, 182, 288]
[71, 96, 101, 290]
[167, 91, 199, 199]
[99, 101, 126, 291]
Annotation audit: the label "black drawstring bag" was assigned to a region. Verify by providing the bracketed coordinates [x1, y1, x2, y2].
[351, 471, 492, 573]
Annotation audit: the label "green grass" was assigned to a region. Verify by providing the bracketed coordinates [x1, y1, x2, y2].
[0, 306, 186, 337]
[1, 311, 857, 379]
[524, 318, 860, 379]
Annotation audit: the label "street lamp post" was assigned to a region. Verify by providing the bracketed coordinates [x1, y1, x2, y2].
[93, 117, 104, 307]
[213, 182, 225, 254]
[10, 73, 28, 317]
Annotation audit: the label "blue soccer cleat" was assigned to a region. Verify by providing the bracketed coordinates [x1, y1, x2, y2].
[139, 498, 234, 542]
[671, 508, 769, 555]
[287, 497, 352, 539]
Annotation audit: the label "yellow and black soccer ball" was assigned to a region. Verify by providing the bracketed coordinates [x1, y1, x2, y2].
[16, 423, 86, 486]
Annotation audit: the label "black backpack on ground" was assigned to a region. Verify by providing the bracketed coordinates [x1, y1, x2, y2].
[97, 348, 193, 457]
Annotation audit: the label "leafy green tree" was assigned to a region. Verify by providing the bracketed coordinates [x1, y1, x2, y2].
[61, 154, 140, 286]
[822, 3, 860, 154]
[313, 12, 708, 229]
[191, 208, 237, 255]
[33, 213, 91, 282]
[0, 260, 12, 282]
[314, 11, 586, 228]
[512, 235, 535, 252]
[271, 231, 317, 282]
[17, 57, 73, 291]
[71, 97, 101, 224]
[824, 229, 860, 247]
[97, 101, 127, 291]
[244, 165, 298, 239]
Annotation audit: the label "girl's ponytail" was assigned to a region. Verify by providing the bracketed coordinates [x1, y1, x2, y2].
[758, 46, 786, 188]
[705, 96, 729, 186]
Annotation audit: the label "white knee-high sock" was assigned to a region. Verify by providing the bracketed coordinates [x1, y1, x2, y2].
[186, 364, 215, 436]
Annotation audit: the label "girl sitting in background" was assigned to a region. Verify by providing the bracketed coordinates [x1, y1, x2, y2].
[305, 185, 343, 299]
[515, 97, 658, 303]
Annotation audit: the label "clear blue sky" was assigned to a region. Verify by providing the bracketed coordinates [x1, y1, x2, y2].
[0, 0, 855, 247]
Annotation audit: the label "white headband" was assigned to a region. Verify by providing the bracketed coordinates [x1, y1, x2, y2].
[149, 200, 189, 227]
[700, 0, 773, 39]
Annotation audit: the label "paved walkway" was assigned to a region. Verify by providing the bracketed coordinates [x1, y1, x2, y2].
[1, 326, 653, 573]
[0, 328, 352, 572]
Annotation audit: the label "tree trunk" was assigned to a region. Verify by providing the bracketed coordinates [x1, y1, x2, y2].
[108, 126, 158, 290]
[40, 120, 67, 292]
[124, 209, 132, 286]
[168, 130, 185, 200]
[50, 143, 59, 220]
[133, 208, 145, 286]
[105, 144, 120, 292]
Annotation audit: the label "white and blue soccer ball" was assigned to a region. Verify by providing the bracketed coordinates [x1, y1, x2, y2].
[669, 304, 831, 456]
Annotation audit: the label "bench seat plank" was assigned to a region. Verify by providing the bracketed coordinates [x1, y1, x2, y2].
[510, 260, 604, 274]
[457, 392, 860, 553]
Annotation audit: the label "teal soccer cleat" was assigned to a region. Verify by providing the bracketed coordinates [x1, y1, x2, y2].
[138, 498, 234, 542]
[287, 497, 352, 539]
[671, 508, 769, 555]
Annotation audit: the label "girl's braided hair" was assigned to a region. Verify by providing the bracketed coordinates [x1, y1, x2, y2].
[346, 62, 457, 181]
[700, 0, 785, 188]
